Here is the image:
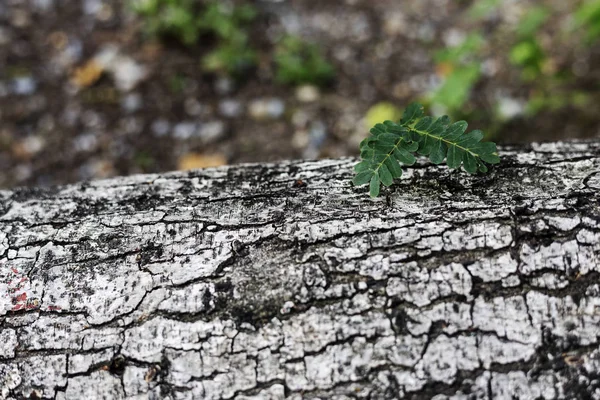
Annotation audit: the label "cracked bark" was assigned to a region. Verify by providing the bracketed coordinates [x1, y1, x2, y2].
[0, 140, 599, 400]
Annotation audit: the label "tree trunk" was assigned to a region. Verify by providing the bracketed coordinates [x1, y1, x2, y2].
[1, 140, 599, 400]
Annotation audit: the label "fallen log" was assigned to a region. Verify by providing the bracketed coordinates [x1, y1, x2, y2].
[0, 140, 599, 399]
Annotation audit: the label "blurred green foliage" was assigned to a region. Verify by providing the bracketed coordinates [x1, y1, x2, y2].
[509, 7, 549, 80]
[197, 2, 257, 76]
[197, 2, 257, 40]
[131, 0, 257, 77]
[526, 90, 591, 115]
[515, 6, 550, 37]
[428, 34, 483, 113]
[575, 0, 600, 43]
[426, 0, 599, 132]
[467, 0, 501, 19]
[131, 0, 203, 45]
[132, 1, 336, 85]
[429, 66, 480, 113]
[201, 39, 257, 77]
[274, 35, 335, 86]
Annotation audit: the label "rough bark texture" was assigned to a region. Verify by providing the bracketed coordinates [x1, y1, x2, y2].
[0, 141, 599, 400]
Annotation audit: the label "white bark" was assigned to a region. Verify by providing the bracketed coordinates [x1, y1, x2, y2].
[0, 140, 599, 399]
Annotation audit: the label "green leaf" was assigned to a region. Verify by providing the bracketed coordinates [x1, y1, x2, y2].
[443, 121, 468, 140]
[463, 152, 478, 174]
[429, 140, 446, 164]
[372, 153, 388, 163]
[370, 124, 387, 136]
[369, 174, 380, 197]
[394, 148, 416, 165]
[418, 134, 433, 155]
[480, 152, 500, 164]
[378, 132, 402, 145]
[414, 116, 434, 131]
[427, 117, 447, 136]
[385, 157, 403, 178]
[353, 170, 373, 186]
[457, 130, 484, 147]
[360, 148, 374, 160]
[356, 101, 499, 197]
[401, 141, 419, 152]
[472, 141, 496, 154]
[379, 164, 394, 186]
[447, 145, 464, 169]
[354, 161, 371, 173]
[400, 102, 424, 125]
[386, 124, 406, 136]
[373, 142, 396, 154]
[474, 142, 500, 164]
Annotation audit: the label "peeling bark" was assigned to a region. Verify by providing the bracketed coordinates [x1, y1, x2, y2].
[0, 140, 599, 400]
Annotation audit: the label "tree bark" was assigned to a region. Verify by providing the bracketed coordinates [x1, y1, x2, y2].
[0, 140, 599, 400]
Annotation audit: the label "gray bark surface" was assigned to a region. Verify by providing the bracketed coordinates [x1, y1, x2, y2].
[0, 140, 599, 400]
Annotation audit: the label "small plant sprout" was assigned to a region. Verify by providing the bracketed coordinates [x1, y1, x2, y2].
[353, 102, 500, 198]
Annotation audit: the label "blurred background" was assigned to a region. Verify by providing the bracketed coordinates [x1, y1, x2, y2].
[1, 0, 599, 189]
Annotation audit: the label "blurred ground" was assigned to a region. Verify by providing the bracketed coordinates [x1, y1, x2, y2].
[0, 0, 599, 188]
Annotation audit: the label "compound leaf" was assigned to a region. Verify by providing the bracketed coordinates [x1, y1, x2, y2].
[354, 102, 500, 197]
